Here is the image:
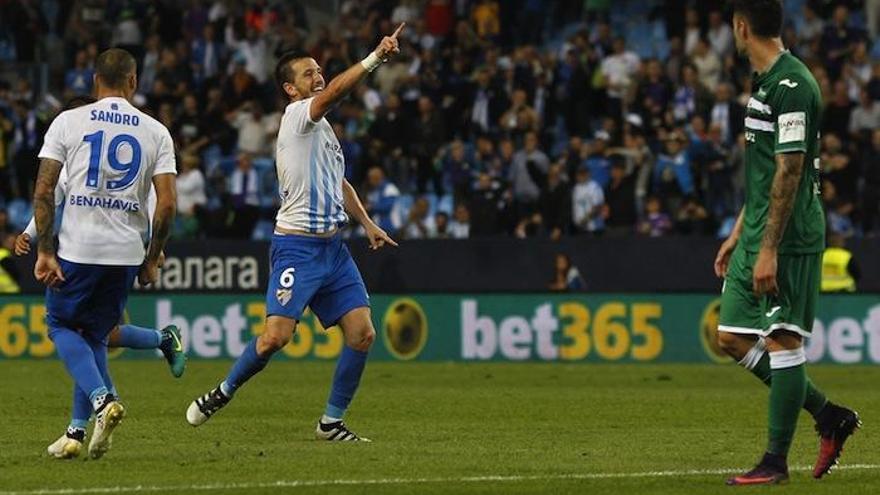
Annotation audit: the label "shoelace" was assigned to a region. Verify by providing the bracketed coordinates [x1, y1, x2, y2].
[199, 389, 229, 415]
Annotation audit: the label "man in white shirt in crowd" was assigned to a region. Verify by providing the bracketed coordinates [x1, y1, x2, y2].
[572, 166, 605, 235]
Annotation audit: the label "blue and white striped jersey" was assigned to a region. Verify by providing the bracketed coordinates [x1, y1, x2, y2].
[274, 98, 348, 233]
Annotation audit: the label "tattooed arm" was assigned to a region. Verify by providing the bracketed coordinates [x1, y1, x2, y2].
[761, 153, 804, 250]
[752, 152, 804, 295]
[32, 158, 65, 286]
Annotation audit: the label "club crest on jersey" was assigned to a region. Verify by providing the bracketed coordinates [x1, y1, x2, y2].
[276, 288, 292, 306]
[757, 87, 767, 98]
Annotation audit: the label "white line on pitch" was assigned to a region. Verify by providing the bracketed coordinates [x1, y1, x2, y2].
[2, 464, 879, 494]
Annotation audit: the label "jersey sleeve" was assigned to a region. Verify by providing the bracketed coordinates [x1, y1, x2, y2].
[38, 112, 68, 163]
[153, 127, 177, 176]
[286, 97, 320, 134]
[773, 76, 813, 154]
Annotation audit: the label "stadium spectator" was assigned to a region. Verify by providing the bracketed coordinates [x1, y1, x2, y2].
[139, 34, 161, 95]
[665, 36, 686, 85]
[672, 64, 711, 124]
[849, 87, 880, 143]
[600, 37, 640, 119]
[229, 100, 278, 156]
[548, 253, 585, 291]
[692, 38, 721, 92]
[538, 164, 570, 240]
[370, 94, 407, 156]
[64, 50, 94, 96]
[191, 24, 223, 86]
[228, 153, 260, 239]
[707, 10, 733, 58]
[365, 166, 400, 234]
[515, 211, 547, 239]
[433, 211, 450, 239]
[176, 154, 207, 239]
[400, 196, 433, 240]
[638, 196, 673, 237]
[824, 81, 855, 138]
[821, 5, 865, 80]
[10, 99, 46, 200]
[469, 173, 505, 236]
[442, 140, 475, 201]
[822, 133, 859, 206]
[709, 82, 744, 146]
[449, 204, 471, 239]
[499, 88, 539, 138]
[796, 4, 825, 45]
[584, 131, 612, 188]
[675, 196, 713, 236]
[471, 0, 500, 40]
[653, 130, 694, 206]
[174, 94, 205, 154]
[509, 131, 549, 218]
[223, 56, 259, 108]
[571, 166, 604, 235]
[602, 160, 638, 236]
[635, 59, 672, 122]
[410, 96, 446, 194]
[702, 124, 736, 219]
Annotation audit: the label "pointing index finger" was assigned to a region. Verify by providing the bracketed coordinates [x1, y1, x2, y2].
[391, 22, 406, 39]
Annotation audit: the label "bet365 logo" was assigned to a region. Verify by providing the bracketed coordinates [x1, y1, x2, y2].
[460, 300, 663, 361]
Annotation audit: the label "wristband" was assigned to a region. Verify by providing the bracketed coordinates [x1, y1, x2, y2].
[360, 52, 382, 72]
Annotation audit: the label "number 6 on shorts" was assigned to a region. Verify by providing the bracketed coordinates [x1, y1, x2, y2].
[279, 267, 295, 289]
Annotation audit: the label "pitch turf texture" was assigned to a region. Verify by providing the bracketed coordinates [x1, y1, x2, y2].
[1, 361, 877, 494]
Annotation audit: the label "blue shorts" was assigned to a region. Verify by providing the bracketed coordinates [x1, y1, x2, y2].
[45, 258, 139, 342]
[266, 233, 369, 327]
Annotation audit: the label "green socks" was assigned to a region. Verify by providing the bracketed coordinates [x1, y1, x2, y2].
[738, 339, 828, 417]
[766, 349, 808, 456]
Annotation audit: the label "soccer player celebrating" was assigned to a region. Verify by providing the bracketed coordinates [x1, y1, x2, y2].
[716, 1, 860, 485]
[34, 48, 177, 459]
[186, 25, 404, 441]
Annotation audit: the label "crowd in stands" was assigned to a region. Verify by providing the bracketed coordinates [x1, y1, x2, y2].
[1, 0, 879, 242]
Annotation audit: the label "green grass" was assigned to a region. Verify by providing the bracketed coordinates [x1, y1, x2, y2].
[0, 361, 877, 494]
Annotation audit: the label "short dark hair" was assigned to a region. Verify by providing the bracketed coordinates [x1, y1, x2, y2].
[63, 95, 97, 111]
[731, 0, 783, 38]
[95, 48, 136, 89]
[274, 51, 311, 98]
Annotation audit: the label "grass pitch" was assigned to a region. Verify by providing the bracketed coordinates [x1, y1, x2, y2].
[0, 361, 877, 494]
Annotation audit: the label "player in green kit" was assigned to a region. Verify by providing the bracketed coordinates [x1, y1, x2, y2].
[714, 0, 860, 486]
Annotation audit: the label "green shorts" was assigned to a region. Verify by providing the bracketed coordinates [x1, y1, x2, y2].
[718, 246, 821, 338]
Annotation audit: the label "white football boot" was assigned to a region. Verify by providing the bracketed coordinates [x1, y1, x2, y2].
[88, 401, 125, 459]
[47, 432, 84, 459]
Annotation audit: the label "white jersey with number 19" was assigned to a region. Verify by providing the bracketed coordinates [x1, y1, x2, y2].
[274, 97, 348, 234]
[37, 96, 176, 266]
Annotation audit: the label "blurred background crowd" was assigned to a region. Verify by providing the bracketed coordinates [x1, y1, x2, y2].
[0, 0, 879, 242]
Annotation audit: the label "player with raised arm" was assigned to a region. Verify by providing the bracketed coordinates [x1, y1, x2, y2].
[34, 48, 177, 460]
[186, 24, 404, 441]
[715, 1, 860, 485]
